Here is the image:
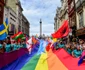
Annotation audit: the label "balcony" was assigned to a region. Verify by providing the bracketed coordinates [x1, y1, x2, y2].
[76, 0, 85, 9]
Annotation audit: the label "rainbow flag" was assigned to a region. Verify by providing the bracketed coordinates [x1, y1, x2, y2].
[1, 40, 85, 70]
[21, 48, 85, 70]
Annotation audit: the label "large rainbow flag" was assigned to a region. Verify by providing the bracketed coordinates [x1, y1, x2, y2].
[1, 40, 85, 70]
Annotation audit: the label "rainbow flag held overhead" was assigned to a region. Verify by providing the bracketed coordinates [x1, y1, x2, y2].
[1, 39, 85, 70]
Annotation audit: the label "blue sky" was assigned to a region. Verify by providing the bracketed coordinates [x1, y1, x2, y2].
[20, 0, 61, 36]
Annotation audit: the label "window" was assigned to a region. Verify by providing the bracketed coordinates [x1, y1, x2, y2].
[11, 24, 15, 31]
[10, 17, 16, 22]
[71, 16, 75, 26]
[79, 12, 83, 27]
[22, 27, 24, 33]
[10, 13, 16, 19]
[18, 25, 21, 32]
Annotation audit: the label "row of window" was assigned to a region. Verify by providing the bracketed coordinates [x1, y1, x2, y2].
[79, 12, 83, 28]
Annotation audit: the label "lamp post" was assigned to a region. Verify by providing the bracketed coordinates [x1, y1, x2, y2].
[40, 19, 42, 37]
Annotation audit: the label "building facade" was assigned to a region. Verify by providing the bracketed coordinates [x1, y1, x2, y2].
[76, 0, 85, 38]
[68, 0, 76, 36]
[54, 7, 61, 31]
[0, 0, 5, 24]
[54, 0, 68, 32]
[6, 0, 18, 13]
[60, 0, 68, 23]
[16, 1, 23, 32]
[4, 0, 30, 36]
[54, 0, 85, 39]
[22, 14, 30, 36]
[4, 6, 17, 35]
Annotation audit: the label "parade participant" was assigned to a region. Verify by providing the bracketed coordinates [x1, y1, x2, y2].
[22, 40, 26, 48]
[0, 41, 2, 49]
[72, 46, 82, 58]
[0, 41, 4, 53]
[19, 40, 23, 48]
[79, 39, 84, 49]
[57, 40, 65, 48]
[82, 42, 85, 50]
[13, 41, 19, 51]
[65, 43, 72, 55]
[78, 47, 85, 66]
[71, 42, 77, 50]
[5, 38, 12, 53]
[11, 41, 15, 50]
[17, 41, 21, 50]
[53, 42, 58, 50]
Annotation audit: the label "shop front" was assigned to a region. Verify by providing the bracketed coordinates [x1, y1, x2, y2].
[76, 28, 85, 39]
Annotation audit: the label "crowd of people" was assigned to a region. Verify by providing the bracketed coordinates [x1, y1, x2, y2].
[0, 35, 85, 59]
[54, 37, 85, 58]
[0, 37, 26, 53]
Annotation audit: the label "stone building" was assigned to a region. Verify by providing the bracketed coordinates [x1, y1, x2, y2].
[54, 0, 85, 39]
[6, 0, 18, 13]
[60, 0, 68, 23]
[4, 0, 30, 36]
[75, 0, 85, 38]
[22, 14, 30, 36]
[4, 7, 17, 35]
[54, 7, 61, 31]
[16, 1, 23, 32]
[54, 0, 68, 32]
[68, 0, 76, 36]
[0, 0, 5, 24]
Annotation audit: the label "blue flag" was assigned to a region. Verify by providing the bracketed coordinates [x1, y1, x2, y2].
[0, 18, 8, 40]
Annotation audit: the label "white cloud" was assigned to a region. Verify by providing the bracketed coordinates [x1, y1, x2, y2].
[20, 0, 61, 36]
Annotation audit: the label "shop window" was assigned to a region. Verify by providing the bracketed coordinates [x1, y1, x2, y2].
[79, 12, 83, 28]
